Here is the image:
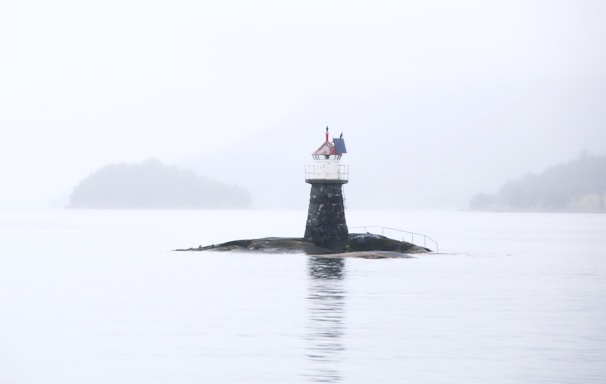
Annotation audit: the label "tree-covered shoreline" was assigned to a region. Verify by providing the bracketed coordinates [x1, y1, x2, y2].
[470, 153, 606, 212]
[68, 159, 251, 209]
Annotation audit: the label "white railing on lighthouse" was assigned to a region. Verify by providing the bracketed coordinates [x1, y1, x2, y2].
[305, 163, 349, 182]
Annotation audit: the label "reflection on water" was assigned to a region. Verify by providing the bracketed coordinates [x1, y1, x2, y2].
[305, 257, 346, 383]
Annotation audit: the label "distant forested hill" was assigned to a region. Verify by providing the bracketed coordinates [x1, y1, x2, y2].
[470, 153, 606, 212]
[68, 159, 251, 209]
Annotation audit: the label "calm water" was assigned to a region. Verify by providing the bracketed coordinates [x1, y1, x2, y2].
[1, 209, 605, 383]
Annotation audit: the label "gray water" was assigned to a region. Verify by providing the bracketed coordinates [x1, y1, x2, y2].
[1, 209, 605, 383]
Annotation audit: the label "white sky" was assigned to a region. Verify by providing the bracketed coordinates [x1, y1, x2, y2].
[1, 0, 605, 209]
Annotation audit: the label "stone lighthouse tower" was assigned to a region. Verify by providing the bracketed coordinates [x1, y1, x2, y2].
[304, 127, 349, 248]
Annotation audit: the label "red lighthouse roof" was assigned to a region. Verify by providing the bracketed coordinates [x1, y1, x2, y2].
[312, 127, 347, 159]
[313, 141, 337, 156]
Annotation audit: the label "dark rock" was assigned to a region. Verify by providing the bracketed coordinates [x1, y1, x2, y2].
[343, 233, 429, 253]
[175, 233, 431, 257]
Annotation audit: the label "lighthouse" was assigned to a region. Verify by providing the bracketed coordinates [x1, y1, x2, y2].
[180, 125, 436, 255]
[304, 127, 349, 248]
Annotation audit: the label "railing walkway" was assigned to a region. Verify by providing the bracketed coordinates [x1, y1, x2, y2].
[349, 226, 439, 252]
[304, 164, 349, 182]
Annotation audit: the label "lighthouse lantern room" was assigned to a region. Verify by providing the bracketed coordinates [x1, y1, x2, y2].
[305, 127, 349, 184]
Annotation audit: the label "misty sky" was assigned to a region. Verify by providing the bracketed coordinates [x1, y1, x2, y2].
[1, 0, 605, 209]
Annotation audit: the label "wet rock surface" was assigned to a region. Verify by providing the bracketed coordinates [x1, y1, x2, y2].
[175, 233, 431, 257]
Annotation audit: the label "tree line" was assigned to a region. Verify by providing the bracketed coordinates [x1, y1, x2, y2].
[68, 158, 251, 209]
[470, 153, 606, 212]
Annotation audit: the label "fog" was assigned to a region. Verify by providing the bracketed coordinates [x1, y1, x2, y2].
[1, 0, 605, 210]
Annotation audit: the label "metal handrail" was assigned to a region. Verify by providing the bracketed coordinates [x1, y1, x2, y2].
[349, 225, 439, 252]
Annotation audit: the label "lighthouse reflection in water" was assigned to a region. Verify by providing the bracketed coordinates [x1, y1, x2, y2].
[306, 257, 346, 383]
[1, 210, 605, 383]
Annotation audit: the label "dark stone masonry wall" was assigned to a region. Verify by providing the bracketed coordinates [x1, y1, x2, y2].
[304, 183, 348, 248]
